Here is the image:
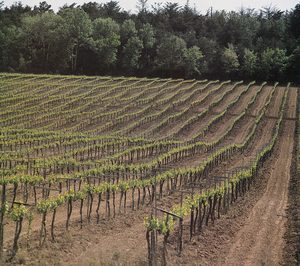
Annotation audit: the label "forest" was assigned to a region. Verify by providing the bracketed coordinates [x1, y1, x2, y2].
[0, 1, 300, 82]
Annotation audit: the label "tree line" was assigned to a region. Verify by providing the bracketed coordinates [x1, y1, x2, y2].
[0, 1, 300, 82]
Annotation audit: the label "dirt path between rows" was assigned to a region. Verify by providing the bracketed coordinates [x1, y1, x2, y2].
[215, 88, 296, 265]
[3, 85, 296, 266]
[68, 86, 287, 266]
[219, 119, 294, 265]
[164, 90, 296, 266]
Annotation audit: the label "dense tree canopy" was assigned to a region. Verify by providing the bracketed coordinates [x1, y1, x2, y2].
[0, 1, 300, 82]
[92, 17, 120, 68]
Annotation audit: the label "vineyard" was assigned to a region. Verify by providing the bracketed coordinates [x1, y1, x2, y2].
[0, 73, 298, 265]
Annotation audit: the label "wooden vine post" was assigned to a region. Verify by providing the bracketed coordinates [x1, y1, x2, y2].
[0, 182, 6, 260]
[153, 207, 183, 262]
[178, 217, 183, 255]
[162, 214, 170, 266]
[146, 212, 157, 266]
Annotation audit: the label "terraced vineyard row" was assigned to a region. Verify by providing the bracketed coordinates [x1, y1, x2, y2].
[0, 73, 297, 265]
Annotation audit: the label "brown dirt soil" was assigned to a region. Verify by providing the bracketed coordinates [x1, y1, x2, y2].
[250, 85, 274, 116]
[212, 84, 247, 113]
[283, 87, 300, 266]
[178, 83, 263, 142]
[222, 88, 274, 145]
[1, 82, 297, 266]
[128, 85, 271, 169]
[155, 84, 245, 140]
[157, 86, 295, 266]
[164, 125, 285, 265]
[203, 85, 261, 142]
[72, 85, 293, 265]
[221, 119, 294, 265]
[286, 87, 298, 118]
[211, 85, 284, 176]
[266, 87, 285, 117]
[132, 82, 223, 138]
[162, 100, 296, 266]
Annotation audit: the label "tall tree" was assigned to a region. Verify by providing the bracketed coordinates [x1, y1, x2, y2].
[221, 44, 240, 77]
[59, 8, 92, 73]
[81, 2, 102, 20]
[242, 48, 258, 79]
[138, 23, 155, 69]
[120, 19, 138, 43]
[21, 12, 69, 72]
[122, 36, 143, 71]
[101, 1, 128, 22]
[259, 48, 288, 80]
[92, 17, 120, 69]
[287, 45, 300, 83]
[2, 2, 32, 26]
[0, 25, 21, 71]
[289, 4, 300, 40]
[119, 19, 144, 72]
[156, 34, 187, 76]
[136, 0, 148, 13]
[183, 46, 203, 78]
[0, 0, 300, 81]
[33, 1, 53, 14]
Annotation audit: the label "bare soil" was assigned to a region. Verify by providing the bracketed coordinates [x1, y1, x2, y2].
[1, 81, 298, 266]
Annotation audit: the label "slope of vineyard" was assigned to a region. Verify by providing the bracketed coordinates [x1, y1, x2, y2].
[0, 73, 297, 265]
